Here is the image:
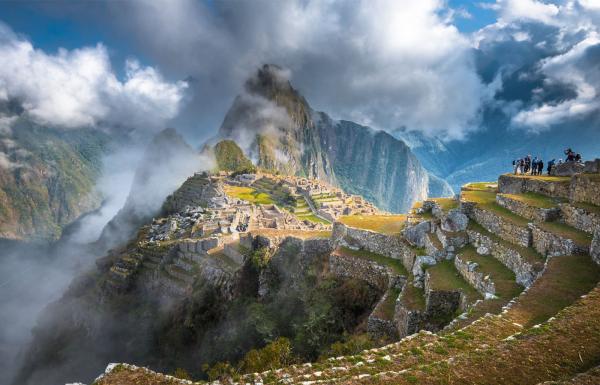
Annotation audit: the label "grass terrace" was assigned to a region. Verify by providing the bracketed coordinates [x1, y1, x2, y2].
[427, 259, 481, 301]
[339, 214, 407, 235]
[570, 200, 600, 215]
[431, 197, 459, 212]
[336, 246, 408, 276]
[461, 181, 498, 192]
[467, 221, 545, 264]
[223, 185, 274, 205]
[462, 189, 531, 227]
[400, 279, 426, 311]
[499, 192, 564, 209]
[249, 228, 332, 239]
[297, 213, 331, 224]
[503, 173, 571, 182]
[536, 221, 593, 249]
[458, 245, 523, 299]
[375, 287, 402, 320]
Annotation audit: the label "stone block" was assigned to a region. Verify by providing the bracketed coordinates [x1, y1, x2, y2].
[394, 304, 424, 338]
[584, 159, 600, 173]
[441, 209, 469, 232]
[403, 221, 431, 248]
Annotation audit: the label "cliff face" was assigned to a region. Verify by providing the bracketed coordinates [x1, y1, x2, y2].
[218, 65, 452, 213]
[0, 108, 110, 240]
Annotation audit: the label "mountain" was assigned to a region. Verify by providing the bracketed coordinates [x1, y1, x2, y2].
[96, 128, 206, 250]
[0, 102, 111, 240]
[218, 65, 452, 212]
[213, 139, 255, 173]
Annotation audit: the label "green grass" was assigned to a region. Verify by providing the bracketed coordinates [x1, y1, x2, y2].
[432, 198, 459, 212]
[427, 260, 481, 301]
[401, 280, 426, 311]
[499, 192, 563, 209]
[224, 186, 274, 205]
[462, 190, 531, 227]
[536, 221, 593, 248]
[337, 246, 408, 275]
[339, 214, 407, 235]
[458, 245, 523, 299]
[503, 173, 571, 182]
[297, 213, 331, 224]
[461, 182, 498, 192]
[570, 201, 600, 215]
[377, 287, 402, 320]
[467, 221, 545, 264]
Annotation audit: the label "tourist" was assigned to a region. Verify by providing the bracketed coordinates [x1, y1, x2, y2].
[532, 157, 538, 175]
[537, 159, 544, 176]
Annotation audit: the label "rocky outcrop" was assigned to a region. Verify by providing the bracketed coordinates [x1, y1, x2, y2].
[403, 221, 432, 248]
[551, 162, 585, 176]
[498, 174, 571, 199]
[496, 194, 560, 222]
[570, 173, 600, 207]
[332, 222, 415, 272]
[411, 255, 437, 288]
[441, 209, 469, 232]
[560, 203, 600, 234]
[467, 229, 543, 287]
[469, 206, 532, 247]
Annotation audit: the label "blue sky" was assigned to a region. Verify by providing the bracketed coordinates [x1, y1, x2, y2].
[448, 0, 498, 32]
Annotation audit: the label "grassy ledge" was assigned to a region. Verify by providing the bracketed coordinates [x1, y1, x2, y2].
[338, 215, 407, 235]
[336, 246, 408, 276]
[427, 260, 481, 301]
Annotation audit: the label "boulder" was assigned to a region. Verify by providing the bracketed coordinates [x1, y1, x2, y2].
[551, 162, 584, 176]
[403, 221, 431, 247]
[412, 255, 437, 288]
[584, 159, 600, 174]
[441, 209, 469, 232]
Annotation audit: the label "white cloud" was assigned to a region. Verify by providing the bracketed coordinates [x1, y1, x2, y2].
[116, 0, 485, 140]
[491, 0, 560, 25]
[0, 22, 187, 131]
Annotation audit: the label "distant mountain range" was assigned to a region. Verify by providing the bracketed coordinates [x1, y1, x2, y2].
[217, 64, 452, 213]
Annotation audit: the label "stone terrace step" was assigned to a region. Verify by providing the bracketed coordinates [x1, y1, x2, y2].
[498, 174, 571, 199]
[559, 201, 600, 234]
[496, 192, 562, 222]
[454, 245, 523, 299]
[467, 221, 545, 287]
[531, 221, 593, 257]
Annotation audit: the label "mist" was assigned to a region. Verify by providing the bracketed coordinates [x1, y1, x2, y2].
[0, 131, 213, 385]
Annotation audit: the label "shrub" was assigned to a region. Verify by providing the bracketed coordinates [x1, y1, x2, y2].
[203, 361, 236, 382]
[239, 337, 294, 373]
[172, 367, 191, 380]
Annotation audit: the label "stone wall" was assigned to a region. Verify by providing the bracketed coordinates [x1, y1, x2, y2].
[435, 228, 468, 256]
[570, 174, 600, 206]
[328, 252, 396, 292]
[332, 222, 415, 272]
[470, 206, 532, 247]
[592, 228, 600, 265]
[424, 271, 463, 319]
[394, 304, 424, 338]
[367, 290, 400, 339]
[454, 254, 496, 297]
[530, 223, 588, 257]
[496, 194, 560, 222]
[498, 174, 571, 199]
[559, 203, 600, 234]
[467, 229, 543, 287]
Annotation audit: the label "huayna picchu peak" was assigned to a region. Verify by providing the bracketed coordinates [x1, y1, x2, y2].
[18, 158, 600, 385]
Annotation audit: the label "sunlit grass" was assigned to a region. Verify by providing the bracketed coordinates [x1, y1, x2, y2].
[339, 214, 407, 235]
[224, 185, 274, 205]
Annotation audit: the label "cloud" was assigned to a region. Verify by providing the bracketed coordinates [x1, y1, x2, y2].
[0, 22, 187, 131]
[484, 0, 560, 25]
[106, 0, 485, 140]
